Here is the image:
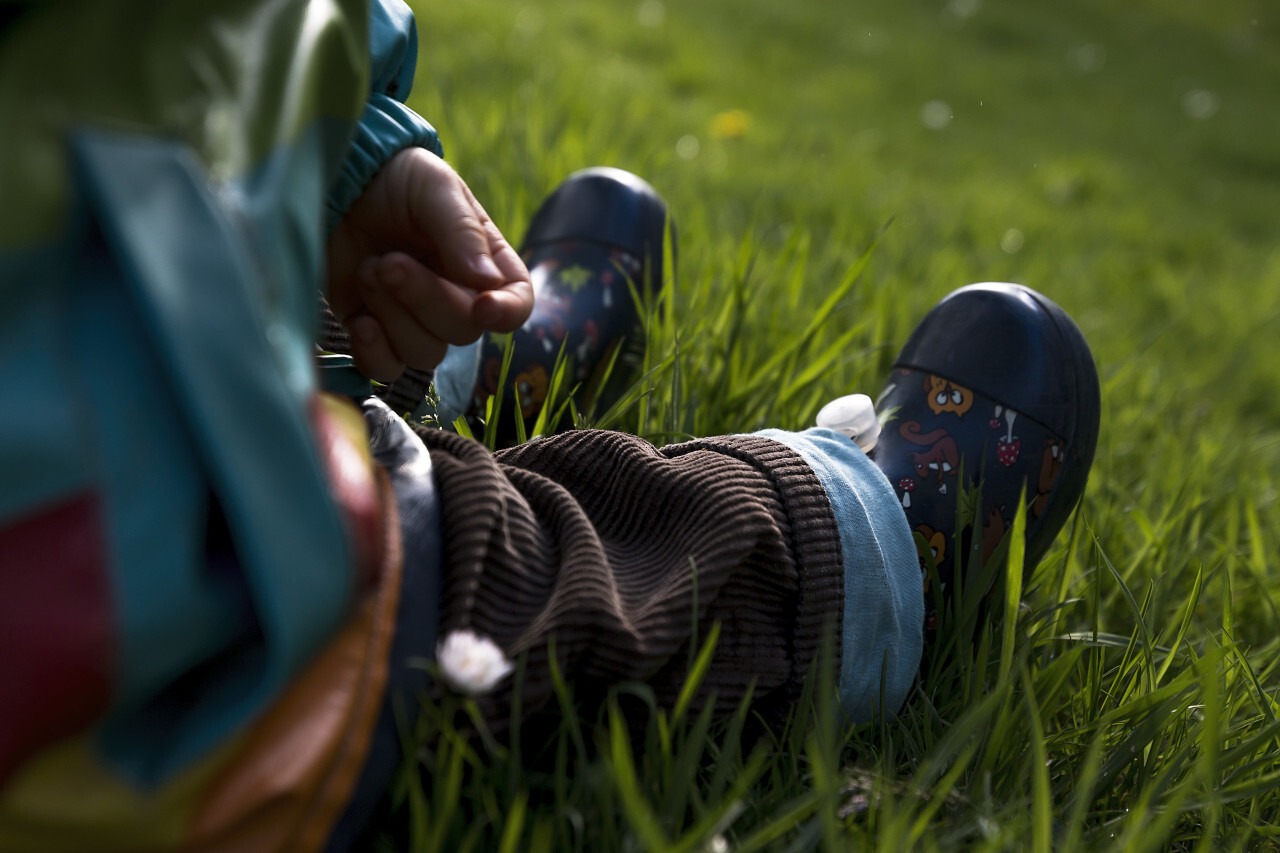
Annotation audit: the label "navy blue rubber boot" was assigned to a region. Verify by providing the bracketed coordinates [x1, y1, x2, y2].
[871, 283, 1101, 636]
[469, 168, 672, 446]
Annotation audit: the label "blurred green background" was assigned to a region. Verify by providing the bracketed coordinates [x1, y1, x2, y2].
[410, 0, 1279, 418]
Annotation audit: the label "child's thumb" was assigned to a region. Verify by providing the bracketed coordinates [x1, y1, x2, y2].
[398, 150, 506, 288]
[434, 215, 505, 287]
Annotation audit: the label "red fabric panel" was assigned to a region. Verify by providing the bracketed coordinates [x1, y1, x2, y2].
[0, 493, 114, 790]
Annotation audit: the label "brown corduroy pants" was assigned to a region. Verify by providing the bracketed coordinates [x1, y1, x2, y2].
[415, 427, 847, 729]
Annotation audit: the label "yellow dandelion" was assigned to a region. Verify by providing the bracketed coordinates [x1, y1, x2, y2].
[710, 109, 752, 140]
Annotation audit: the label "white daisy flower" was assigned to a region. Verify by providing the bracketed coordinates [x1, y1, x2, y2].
[436, 630, 514, 696]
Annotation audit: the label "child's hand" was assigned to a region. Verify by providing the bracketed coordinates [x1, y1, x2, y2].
[326, 148, 534, 381]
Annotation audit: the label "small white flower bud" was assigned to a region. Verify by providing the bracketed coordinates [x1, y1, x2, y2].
[816, 393, 881, 452]
[436, 630, 514, 696]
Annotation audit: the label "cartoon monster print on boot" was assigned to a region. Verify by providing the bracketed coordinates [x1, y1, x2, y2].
[925, 374, 974, 417]
[468, 169, 672, 446]
[870, 284, 1100, 641]
[899, 422, 959, 495]
[1034, 438, 1065, 519]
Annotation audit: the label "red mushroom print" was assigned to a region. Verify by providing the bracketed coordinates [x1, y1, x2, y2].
[989, 404, 1003, 431]
[898, 478, 915, 508]
[997, 408, 1021, 467]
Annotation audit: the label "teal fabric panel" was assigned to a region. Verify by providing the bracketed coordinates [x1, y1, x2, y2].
[0, 0, 436, 787]
[230, 116, 356, 402]
[1, 0, 417, 788]
[0, 243, 93, 517]
[71, 129, 355, 782]
[69, 235, 260, 783]
[755, 428, 923, 723]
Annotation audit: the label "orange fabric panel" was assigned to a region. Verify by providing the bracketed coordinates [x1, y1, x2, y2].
[184, 469, 404, 853]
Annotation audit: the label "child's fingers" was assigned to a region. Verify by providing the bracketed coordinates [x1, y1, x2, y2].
[325, 148, 534, 369]
[466, 201, 533, 332]
[346, 314, 407, 383]
[473, 284, 534, 333]
[367, 252, 487, 344]
[399, 150, 508, 289]
[351, 252, 492, 373]
[464, 183, 532, 296]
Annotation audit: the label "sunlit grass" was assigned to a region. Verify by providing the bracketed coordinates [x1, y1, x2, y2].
[380, 0, 1280, 847]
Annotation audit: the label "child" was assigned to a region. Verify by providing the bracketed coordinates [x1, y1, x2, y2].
[0, 1, 1098, 850]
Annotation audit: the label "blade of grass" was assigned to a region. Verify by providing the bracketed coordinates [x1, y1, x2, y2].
[999, 494, 1030, 685]
[1020, 669, 1052, 853]
[607, 699, 672, 853]
[496, 790, 528, 853]
[483, 332, 516, 450]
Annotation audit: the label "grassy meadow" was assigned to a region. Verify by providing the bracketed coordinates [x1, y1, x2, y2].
[385, 0, 1280, 848]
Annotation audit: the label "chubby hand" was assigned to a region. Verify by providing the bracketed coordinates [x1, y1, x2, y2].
[326, 148, 533, 381]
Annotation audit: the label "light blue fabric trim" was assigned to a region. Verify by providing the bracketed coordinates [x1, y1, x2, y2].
[430, 339, 483, 425]
[755, 428, 923, 723]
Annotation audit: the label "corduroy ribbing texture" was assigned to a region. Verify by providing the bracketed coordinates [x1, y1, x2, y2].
[416, 427, 846, 728]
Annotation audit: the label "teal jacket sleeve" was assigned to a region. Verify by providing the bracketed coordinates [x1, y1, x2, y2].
[325, 0, 444, 231]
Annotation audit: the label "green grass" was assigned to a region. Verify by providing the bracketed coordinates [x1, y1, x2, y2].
[381, 0, 1280, 848]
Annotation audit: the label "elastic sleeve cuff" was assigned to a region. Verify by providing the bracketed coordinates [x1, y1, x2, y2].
[754, 427, 923, 723]
[325, 93, 443, 232]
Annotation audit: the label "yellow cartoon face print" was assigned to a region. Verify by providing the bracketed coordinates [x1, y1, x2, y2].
[515, 364, 550, 418]
[925, 375, 973, 417]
